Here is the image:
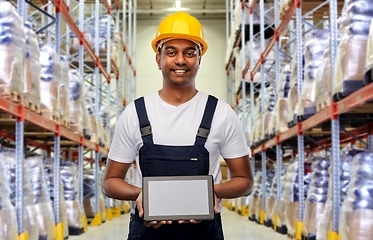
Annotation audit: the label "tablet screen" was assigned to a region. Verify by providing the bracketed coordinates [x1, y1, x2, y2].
[143, 175, 214, 221]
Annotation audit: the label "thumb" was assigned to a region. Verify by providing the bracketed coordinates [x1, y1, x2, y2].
[214, 194, 219, 213]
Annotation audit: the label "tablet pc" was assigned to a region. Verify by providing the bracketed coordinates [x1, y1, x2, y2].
[142, 175, 214, 221]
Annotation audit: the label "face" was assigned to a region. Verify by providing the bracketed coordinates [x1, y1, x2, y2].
[156, 39, 201, 88]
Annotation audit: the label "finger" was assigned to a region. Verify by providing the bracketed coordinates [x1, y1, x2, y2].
[190, 219, 201, 224]
[178, 220, 188, 224]
[153, 221, 167, 229]
[214, 195, 219, 213]
[145, 221, 157, 228]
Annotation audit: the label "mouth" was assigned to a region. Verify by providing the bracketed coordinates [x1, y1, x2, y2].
[172, 69, 189, 75]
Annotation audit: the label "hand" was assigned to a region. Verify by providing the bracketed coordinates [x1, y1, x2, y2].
[178, 194, 219, 224]
[136, 191, 172, 229]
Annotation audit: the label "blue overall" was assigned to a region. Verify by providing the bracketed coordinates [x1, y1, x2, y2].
[127, 95, 224, 240]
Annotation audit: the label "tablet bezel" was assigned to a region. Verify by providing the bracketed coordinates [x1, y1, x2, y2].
[143, 175, 215, 221]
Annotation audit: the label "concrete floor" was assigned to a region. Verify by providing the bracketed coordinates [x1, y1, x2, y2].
[70, 207, 289, 240]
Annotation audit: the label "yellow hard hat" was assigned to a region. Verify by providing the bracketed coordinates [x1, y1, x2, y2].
[151, 11, 208, 56]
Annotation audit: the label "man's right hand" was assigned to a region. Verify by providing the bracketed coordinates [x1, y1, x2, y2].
[136, 191, 172, 229]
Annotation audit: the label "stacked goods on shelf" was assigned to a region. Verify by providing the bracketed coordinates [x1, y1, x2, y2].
[248, 171, 262, 221]
[24, 21, 41, 112]
[84, 86, 99, 144]
[83, 169, 106, 221]
[70, 18, 95, 55]
[113, 31, 124, 67]
[0, 149, 18, 240]
[255, 170, 275, 221]
[265, 170, 282, 227]
[286, 48, 304, 127]
[282, 160, 312, 238]
[60, 56, 71, 129]
[250, 93, 262, 147]
[1, 148, 39, 240]
[302, 157, 330, 239]
[315, 34, 334, 111]
[40, 44, 62, 122]
[333, 0, 373, 101]
[261, 86, 276, 141]
[339, 150, 373, 240]
[364, 19, 373, 83]
[60, 160, 85, 235]
[69, 69, 83, 134]
[0, 2, 26, 103]
[26, 155, 55, 240]
[81, 101, 92, 140]
[296, 30, 329, 121]
[271, 64, 291, 134]
[96, 15, 115, 58]
[238, 102, 251, 142]
[275, 168, 288, 233]
[316, 149, 364, 240]
[43, 158, 69, 239]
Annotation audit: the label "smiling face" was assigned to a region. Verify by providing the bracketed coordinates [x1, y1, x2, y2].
[156, 39, 201, 89]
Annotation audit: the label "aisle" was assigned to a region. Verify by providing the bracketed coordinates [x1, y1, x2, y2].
[70, 208, 288, 240]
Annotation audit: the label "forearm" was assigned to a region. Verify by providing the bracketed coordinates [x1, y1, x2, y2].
[214, 176, 253, 199]
[103, 178, 141, 201]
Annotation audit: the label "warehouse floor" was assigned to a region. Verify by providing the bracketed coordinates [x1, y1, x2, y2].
[70, 207, 288, 240]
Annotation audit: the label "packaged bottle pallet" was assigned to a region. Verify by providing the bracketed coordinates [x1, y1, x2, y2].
[0, 148, 18, 240]
[83, 169, 106, 220]
[265, 170, 283, 227]
[70, 18, 95, 56]
[0, 2, 26, 103]
[69, 69, 83, 134]
[255, 170, 274, 226]
[250, 94, 262, 147]
[302, 157, 330, 239]
[84, 85, 99, 143]
[283, 160, 312, 237]
[248, 171, 262, 221]
[316, 149, 364, 240]
[81, 102, 92, 140]
[287, 49, 304, 127]
[1, 148, 39, 240]
[40, 44, 62, 122]
[60, 56, 71, 129]
[261, 86, 276, 141]
[26, 155, 55, 240]
[333, 0, 373, 101]
[275, 169, 288, 233]
[60, 160, 85, 235]
[296, 30, 329, 121]
[338, 150, 373, 240]
[43, 158, 69, 239]
[272, 64, 291, 134]
[24, 21, 41, 112]
[364, 19, 373, 84]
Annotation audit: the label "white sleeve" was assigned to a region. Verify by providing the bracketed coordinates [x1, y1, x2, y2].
[219, 103, 250, 159]
[108, 102, 142, 163]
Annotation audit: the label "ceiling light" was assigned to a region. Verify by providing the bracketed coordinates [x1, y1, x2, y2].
[175, 0, 181, 9]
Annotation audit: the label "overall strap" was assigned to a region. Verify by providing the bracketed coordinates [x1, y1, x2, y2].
[134, 97, 153, 144]
[195, 95, 218, 146]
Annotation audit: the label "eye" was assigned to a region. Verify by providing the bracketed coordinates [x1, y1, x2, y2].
[166, 51, 175, 56]
[186, 51, 196, 57]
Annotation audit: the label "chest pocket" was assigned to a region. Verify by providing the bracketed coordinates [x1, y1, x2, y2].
[134, 95, 218, 178]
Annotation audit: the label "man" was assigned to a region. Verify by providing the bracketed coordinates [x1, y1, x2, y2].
[103, 11, 254, 240]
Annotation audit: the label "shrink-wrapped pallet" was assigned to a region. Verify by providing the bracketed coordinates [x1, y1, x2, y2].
[70, 18, 95, 55]
[316, 149, 364, 240]
[287, 49, 304, 127]
[261, 86, 276, 140]
[60, 161, 85, 234]
[275, 170, 287, 231]
[265, 170, 284, 225]
[0, 2, 26, 102]
[283, 160, 312, 236]
[83, 170, 106, 219]
[84, 85, 99, 143]
[296, 30, 328, 121]
[112, 31, 123, 67]
[255, 171, 275, 222]
[40, 44, 62, 121]
[43, 158, 69, 239]
[238, 103, 251, 142]
[248, 172, 262, 220]
[365, 19, 373, 83]
[302, 157, 330, 238]
[60, 56, 70, 129]
[81, 102, 92, 140]
[24, 21, 41, 112]
[250, 94, 262, 146]
[333, 0, 373, 101]
[338, 150, 373, 240]
[0, 149, 18, 240]
[26, 155, 55, 240]
[1, 148, 39, 240]
[69, 70, 83, 134]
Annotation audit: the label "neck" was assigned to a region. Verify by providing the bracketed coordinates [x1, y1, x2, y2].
[159, 85, 198, 106]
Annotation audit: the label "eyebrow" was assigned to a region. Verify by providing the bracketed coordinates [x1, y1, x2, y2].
[164, 46, 197, 51]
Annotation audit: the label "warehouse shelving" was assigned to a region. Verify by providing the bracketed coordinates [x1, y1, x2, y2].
[226, 0, 373, 238]
[0, 0, 137, 238]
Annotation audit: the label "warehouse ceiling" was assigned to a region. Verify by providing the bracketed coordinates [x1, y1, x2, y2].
[136, 0, 228, 20]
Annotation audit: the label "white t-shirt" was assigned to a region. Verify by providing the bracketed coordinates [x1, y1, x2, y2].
[108, 91, 250, 211]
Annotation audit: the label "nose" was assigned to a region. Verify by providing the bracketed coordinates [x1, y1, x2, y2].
[174, 52, 186, 65]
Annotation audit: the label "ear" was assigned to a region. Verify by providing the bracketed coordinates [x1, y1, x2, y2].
[156, 54, 161, 70]
[198, 55, 201, 65]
